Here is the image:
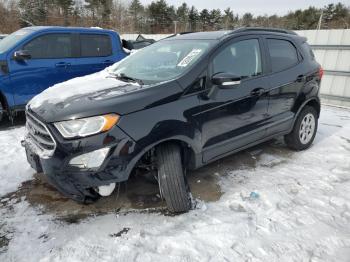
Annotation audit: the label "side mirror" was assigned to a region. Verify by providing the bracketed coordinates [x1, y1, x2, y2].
[13, 50, 31, 61]
[211, 72, 241, 88]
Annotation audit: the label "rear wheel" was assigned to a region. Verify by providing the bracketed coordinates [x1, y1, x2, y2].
[284, 106, 318, 151]
[156, 143, 191, 213]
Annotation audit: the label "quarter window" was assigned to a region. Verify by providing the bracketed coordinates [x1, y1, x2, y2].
[267, 39, 299, 72]
[213, 39, 262, 78]
[80, 34, 112, 57]
[24, 34, 73, 59]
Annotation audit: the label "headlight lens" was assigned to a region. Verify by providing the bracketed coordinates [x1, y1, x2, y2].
[54, 114, 119, 138]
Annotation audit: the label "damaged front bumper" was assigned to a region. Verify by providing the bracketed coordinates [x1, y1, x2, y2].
[22, 114, 139, 203]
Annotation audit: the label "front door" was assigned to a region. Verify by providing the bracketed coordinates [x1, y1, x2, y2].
[8, 33, 76, 106]
[198, 37, 270, 163]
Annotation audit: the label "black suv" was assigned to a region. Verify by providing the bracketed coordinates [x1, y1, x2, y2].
[23, 28, 322, 213]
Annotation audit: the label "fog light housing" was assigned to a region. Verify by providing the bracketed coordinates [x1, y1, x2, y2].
[69, 148, 110, 169]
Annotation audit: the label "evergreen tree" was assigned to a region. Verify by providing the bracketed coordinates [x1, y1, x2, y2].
[188, 6, 199, 31]
[129, 0, 144, 32]
[242, 12, 253, 27]
[100, 0, 112, 26]
[209, 9, 222, 30]
[176, 3, 189, 31]
[223, 8, 234, 29]
[148, 0, 174, 32]
[200, 9, 210, 30]
[55, 0, 74, 25]
[85, 0, 100, 20]
[18, 0, 49, 26]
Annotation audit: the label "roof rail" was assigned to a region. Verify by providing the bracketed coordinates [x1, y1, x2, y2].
[233, 27, 297, 35]
[163, 31, 194, 39]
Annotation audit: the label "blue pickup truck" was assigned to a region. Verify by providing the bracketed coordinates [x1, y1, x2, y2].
[0, 26, 128, 121]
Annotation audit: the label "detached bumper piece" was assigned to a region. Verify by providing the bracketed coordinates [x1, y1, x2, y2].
[44, 171, 100, 203]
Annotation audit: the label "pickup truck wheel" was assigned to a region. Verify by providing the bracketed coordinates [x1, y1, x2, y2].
[284, 106, 318, 151]
[156, 143, 191, 213]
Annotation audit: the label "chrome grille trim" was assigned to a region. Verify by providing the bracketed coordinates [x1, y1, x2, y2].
[25, 111, 56, 158]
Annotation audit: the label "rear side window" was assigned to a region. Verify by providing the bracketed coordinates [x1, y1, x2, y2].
[80, 34, 112, 57]
[301, 42, 315, 60]
[267, 39, 299, 72]
[24, 34, 73, 59]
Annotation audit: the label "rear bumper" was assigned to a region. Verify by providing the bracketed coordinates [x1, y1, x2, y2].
[22, 122, 139, 203]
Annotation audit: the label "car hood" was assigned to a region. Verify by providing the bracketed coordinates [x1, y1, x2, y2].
[28, 70, 183, 123]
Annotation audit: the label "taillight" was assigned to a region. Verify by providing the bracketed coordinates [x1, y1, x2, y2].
[319, 67, 324, 79]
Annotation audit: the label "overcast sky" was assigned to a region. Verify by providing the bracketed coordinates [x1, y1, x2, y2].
[139, 0, 350, 16]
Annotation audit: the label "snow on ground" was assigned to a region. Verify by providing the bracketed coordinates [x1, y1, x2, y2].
[1, 105, 350, 262]
[0, 126, 32, 196]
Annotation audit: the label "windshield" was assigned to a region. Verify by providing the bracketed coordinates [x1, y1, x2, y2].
[0, 28, 32, 54]
[110, 39, 214, 84]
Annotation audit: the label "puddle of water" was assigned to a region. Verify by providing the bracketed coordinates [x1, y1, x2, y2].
[0, 169, 223, 223]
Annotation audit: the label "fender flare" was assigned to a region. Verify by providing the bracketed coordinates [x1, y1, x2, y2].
[291, 96, 320, 128]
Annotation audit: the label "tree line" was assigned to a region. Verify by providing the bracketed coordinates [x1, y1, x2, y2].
[0, 0, 349, 34]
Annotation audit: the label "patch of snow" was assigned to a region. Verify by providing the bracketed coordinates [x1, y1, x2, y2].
[0, 127, 32, 197]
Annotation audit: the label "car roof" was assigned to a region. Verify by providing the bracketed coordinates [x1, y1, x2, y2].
[166, 27, 300, 41]
[21, 26, 117, 34]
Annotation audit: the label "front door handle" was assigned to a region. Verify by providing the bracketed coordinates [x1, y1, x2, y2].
[102, 60, 114, 65]
[296, 75, 305, 82]
[251, 88, 266, 96]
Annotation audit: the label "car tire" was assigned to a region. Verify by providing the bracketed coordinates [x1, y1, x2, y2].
[284, 106, 318, 151]
[156, 143, 191, 213]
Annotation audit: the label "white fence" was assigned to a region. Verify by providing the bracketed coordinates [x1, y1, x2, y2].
[122, 30, 350, 107]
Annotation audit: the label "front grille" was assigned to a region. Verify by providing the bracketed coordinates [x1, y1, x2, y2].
[25, 111, 56, 157]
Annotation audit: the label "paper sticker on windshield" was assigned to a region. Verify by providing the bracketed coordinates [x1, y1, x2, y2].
[177, 49, 202, 67]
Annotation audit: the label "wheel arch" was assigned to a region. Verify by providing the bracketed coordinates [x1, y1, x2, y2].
[295, 97, 320, 118]
[291, 97, 320, 130]
[125, 136, 201, 180]
[0, 90, 9, 111]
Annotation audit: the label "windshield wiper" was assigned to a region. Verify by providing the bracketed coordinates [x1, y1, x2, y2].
[111, 73, 144, 85]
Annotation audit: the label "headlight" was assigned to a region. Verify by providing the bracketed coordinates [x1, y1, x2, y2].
[54, 114, 119, 138]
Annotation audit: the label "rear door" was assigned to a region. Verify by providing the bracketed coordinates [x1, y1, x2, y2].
[198, 36, 270, 163]
[9, 33, 75, 106]
[70, 33, 115, 78]
[264, 37, 306, 135]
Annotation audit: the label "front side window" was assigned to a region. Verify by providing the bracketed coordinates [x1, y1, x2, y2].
[80, 34, 112, 57]
[110, 39, 213, 85]
[0, 28, 32, 54]
[24, 34, 73, 59]
[213, 39, 262, 78]
[267, 39, 299, 72]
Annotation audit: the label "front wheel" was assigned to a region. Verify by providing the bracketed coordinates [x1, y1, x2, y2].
[156, 143, 191, 213]
[284, 106, 318, 151]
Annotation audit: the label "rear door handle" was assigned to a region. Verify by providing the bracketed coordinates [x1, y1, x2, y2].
[251, 88, 266, 96]
[55, 62, 71, 68]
